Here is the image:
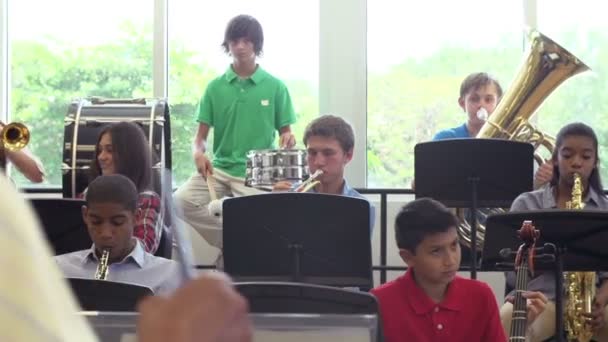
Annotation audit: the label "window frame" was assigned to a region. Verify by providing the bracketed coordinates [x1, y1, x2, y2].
[0, 0, 537, 190]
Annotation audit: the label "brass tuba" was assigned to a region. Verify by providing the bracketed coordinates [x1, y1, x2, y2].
[564, 173, 595, 342]
[457, 30, 590, 250]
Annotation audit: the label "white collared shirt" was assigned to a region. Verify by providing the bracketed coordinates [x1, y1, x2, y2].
[55, 240, 181, 295]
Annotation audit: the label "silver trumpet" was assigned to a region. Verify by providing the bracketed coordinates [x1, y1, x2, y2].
[293, 169, 323, 193]
[95, 249, 110, 280]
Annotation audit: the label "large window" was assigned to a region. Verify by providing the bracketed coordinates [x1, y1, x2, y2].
[12, 1, 600, 189]
[9, 0, 153, 187]
[168, 1, 319, 185]
[535, 0, 608, 181]
[367, 0, 524, 187]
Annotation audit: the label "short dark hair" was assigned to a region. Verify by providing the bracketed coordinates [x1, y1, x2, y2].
[303, 115, 355, 152]
[459, 72, 503, 99]
[550, 122, 603, 191]
[90, 121, 153, 193]
[221, 14, 264, 56]
[86, 174, 138, 211]
[395, 198, 458, 253]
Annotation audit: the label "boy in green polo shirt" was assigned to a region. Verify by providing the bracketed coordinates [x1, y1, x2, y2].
[174, 14, 297, 259]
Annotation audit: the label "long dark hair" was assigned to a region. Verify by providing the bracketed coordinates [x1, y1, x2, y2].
[90, 122, 154, 193]
[549, 122, 603, 192]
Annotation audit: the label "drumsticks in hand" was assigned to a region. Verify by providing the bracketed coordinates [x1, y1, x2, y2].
[206, 171, 223, 218]
[206, 171, 218, 201]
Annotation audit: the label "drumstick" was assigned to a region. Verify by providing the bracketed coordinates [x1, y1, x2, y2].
[206, 171, 218, 201]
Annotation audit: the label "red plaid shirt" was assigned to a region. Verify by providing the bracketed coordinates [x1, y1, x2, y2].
[135, 191, 163, 254]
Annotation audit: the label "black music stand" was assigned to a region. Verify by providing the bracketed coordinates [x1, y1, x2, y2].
[414, 138, 533, 279]
[68, 278, 153, 311]
[30, 198, 91, 255]
[223, 193, 373, 290]
[236, 281, 380, 313]
[482, 210, 608, 342]
[235, 281, 384, 342]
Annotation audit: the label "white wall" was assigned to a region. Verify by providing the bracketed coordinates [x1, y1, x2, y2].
[319, 0, 367, 188]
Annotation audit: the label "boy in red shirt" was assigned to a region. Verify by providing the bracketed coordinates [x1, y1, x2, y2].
[371, 198, 547, 342]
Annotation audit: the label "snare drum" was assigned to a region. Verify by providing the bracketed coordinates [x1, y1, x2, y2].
[245, 149, 309, 188]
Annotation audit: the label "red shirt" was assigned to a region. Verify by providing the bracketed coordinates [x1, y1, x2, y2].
[371, 270, 506, 342]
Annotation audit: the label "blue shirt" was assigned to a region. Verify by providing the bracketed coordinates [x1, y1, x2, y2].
[55, 240, 181, 295]
[292, 179, 376, 233]
[433, 123, 470, 140]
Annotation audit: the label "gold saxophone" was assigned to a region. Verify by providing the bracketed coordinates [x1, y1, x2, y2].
[564, 172, 596, 342]
[458, 30, 589, 250]
[95, 249, 110, 280]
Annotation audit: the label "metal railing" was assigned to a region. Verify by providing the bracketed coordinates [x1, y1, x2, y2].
[196, 188, 426, 285]
[356, 188, 411, 284]
[27, 186, 474, 284]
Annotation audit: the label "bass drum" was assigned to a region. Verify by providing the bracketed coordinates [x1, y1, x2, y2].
[62, 97, 171, 198]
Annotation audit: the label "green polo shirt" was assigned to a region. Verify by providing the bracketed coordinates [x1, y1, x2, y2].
[197, 65, 296, 178]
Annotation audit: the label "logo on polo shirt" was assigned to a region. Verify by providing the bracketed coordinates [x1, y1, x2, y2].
[261, 99, 269, 106]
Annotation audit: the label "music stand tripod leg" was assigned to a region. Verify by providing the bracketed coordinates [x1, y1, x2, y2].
[554, 246, 565, 342]
[469, 177, 480, 280]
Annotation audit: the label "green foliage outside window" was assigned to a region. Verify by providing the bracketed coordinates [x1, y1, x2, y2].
[9, 25, 317, 188]
[368, 31, 608, 188]
[10, 26, 608, 189]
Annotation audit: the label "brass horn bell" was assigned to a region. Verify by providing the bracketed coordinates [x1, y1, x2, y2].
[1, 122, 30, 152]
[457, 30, 589, 251]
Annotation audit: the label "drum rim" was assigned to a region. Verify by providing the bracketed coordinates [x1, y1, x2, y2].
[246, 148, 306, 154]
